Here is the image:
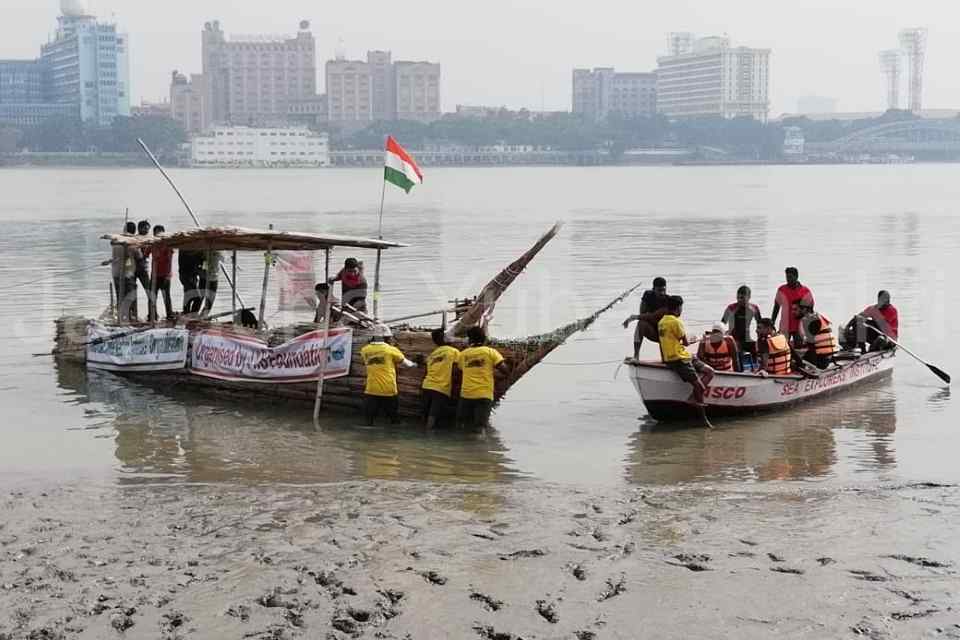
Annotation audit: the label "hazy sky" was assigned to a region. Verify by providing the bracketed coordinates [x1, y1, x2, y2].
[4, 0, 958, 115]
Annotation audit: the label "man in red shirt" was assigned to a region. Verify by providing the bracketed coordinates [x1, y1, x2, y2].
[771, 267, 814, 341]
[148, 225, 175, 321]
[862, 290, 899, 340]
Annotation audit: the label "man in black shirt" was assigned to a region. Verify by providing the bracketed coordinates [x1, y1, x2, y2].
[721, 285, 762, 358]
[623, 276, 670, 360]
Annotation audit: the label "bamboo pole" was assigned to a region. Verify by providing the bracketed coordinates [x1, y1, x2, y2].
[258, 245, 271, 330]
[231, 250, 238, 324]
[109, 281, 116, 323]
[313, 248, 334, 423]
[373, 249, 382, 319]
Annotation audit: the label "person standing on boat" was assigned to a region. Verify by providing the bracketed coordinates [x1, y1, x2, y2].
[771, 267, 814, 341]
[178, 249, 204, 314]
[314, 283, 342, 324]
[133, 220, 152, 315]
[697, 323, 741, 373]
[456, 326, 509, 429]
[360, 326, 416, 425]
[795, 299, 838, 369]
[721, 285, 762, 358]
[122, 221, 140, 320]
[658, 296, 714, 406]
[421, 328, 460, 430]
[329, 258, 368, 313]
[756, 318, 792, 375]
[102, 221, 137, 322]
[623, 276, 670, 361]
[148, 225, 175, 322]
[199, 249, 222, 316]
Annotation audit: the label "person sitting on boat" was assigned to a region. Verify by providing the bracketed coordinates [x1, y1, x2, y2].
[148, 225, 175, 322]
[199, 249, 222, 316]
[328, 257, 368, 313]
[658, 295, 714, 406]
[697, 323, 741, 373]
[456, 326, 509, 430]
[756, 318, 792, 376]
[860, 290, 899, 351]
[771, 267, 814, 342]
[421, 328, 461, 430]
[623, 276, 670, 361]
[313, 283, 342, 325]
[795, 299, 838, 370]
[360, 325, 416, 426]
[721, 285, 762, 357]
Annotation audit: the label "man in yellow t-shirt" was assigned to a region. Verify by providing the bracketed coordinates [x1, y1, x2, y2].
[421, 328, 460, 430]
[658, 295, 714, 406]
[360, 325, 415, 425]
[456, 326, 509, 429]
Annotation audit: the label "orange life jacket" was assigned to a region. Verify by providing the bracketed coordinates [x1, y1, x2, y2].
[813, 314, 838, 356]
[765, 333, 792, 375]
[700, 335, 736, 372]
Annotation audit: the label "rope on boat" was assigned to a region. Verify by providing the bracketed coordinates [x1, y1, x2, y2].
[0, 261, 105, 291]
[541, 359, 625, 366]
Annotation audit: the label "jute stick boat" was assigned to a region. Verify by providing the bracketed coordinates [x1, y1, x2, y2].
[54, 224, 637, 419]
[626, 350, 897, 422]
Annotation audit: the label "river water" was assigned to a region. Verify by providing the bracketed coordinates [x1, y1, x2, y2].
[0, 165, 956, 488]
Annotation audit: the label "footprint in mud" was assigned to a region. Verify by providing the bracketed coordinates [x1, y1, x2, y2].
[499, 549, 548, 561]
[883, 554, 953, 569]
[473, 624, 522, 640]
[569, 563, 588, 581]
[767, 553, 785, 563]
[535, 600, 559, 624]
[816, 557, 836, 566]
[420, 570, 447, 585]
[669, 553, 712, 572]
[770, 566, 805, 575]
[470, 591, 504, 612]
[849, 570, 889, 583]
[890, 608, 939, 620]
[597, 575, 627, 602]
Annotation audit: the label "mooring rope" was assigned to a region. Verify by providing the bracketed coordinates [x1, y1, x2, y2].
[0, 261, 106, 292]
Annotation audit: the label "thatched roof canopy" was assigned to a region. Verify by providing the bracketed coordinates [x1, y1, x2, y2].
[102, 226, 406, 252]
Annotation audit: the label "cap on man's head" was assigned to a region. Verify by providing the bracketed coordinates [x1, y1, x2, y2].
[711, 322, 725, 333]
[372, 324, 393, 339]
[653, 276, 667, 288]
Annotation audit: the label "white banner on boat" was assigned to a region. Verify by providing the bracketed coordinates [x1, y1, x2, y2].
[275, 251, 316, 312]
[86, 325, 189, 372]
[189, 327, 352, 383]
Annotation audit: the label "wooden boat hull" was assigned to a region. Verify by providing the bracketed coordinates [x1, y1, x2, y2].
[627, 351, 896, 421]
[53, 315, 593, 421]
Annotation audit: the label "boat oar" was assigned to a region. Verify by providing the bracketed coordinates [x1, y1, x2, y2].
[884, 335, 950, 385]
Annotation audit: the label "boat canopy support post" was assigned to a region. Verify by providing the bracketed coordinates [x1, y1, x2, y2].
[313, 247, 334, 423]
[231, 250, 238, 324]
[373, 249, 382, 319]
[258, 244, 272, 330]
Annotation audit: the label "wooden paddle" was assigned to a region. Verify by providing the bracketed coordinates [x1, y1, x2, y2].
[862, 322, 950, 385]
[884, 335, 951, 385]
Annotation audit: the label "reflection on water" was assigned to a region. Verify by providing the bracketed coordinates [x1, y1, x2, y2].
[56, 361, 521, 486]
[1, 166, 958, 487]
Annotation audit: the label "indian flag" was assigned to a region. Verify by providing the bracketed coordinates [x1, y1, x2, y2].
[384, 136, 423, 194]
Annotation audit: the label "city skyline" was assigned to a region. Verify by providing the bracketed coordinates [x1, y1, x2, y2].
[2, 0, 957, 116]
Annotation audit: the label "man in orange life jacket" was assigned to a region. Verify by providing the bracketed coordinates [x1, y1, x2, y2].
[796, 298, 838, 369]
[756, 318, 793, 376]
[697, 323, 741, 373]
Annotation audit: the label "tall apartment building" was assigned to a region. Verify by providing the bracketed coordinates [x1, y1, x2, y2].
[572, 68, 656, 122]
[656, 34, 770, 121]
[394, 61, 441, 123]
[200, 20, 317, 127]
[170, 71, 207, 134]
[326, 52, 441, 128]
[41, 0, 130, 127]
[0, 60, 44, 104]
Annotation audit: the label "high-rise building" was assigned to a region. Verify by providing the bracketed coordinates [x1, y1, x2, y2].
[394, 61, 441, 123]
[41, 0, 130, 127]
[572, 68, 657, 122]
[0, 0, 129, 128]
[325, 52, 441, 128]
[656, 35, 770, 121]
[170, 71, 207, 134]
[200, 20, 317, 127]
[325, 56, 373, 125]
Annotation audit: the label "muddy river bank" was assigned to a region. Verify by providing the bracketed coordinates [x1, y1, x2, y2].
[1, 479, 957, 639]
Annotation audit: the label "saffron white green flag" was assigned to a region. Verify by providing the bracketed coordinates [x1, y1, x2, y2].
[384, 136, 423, 193]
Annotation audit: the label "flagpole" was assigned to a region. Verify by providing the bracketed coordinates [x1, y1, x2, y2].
[373, 147, 387, 319]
